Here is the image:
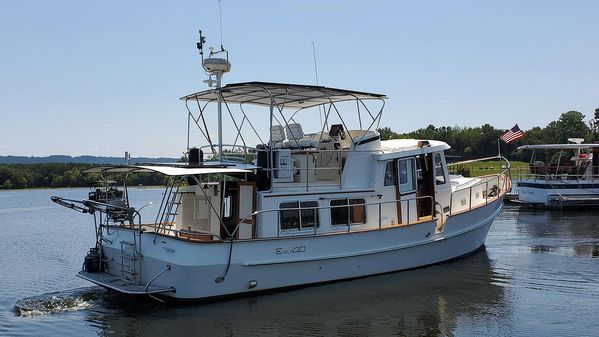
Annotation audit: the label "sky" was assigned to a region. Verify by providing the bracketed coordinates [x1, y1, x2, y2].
[1, 0, 598, 157]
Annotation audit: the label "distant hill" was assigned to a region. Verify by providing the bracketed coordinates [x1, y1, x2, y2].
[0, 155, 180, 165]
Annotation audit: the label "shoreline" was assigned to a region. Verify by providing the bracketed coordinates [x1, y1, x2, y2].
[0, 185, 166, 192]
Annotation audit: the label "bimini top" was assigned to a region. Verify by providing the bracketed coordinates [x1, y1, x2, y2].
[180, 82, 387, 109]
[517, 144, 599, 150]
[83, 165, 252, 176]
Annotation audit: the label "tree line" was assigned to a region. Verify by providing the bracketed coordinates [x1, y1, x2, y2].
[0, 155, 178, 165]
[0, 163, 166, 189]
[378, 109, 599, 162]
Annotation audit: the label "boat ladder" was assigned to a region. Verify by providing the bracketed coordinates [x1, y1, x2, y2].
[119, 238, 140, 283]
[156, 183, 182, 233]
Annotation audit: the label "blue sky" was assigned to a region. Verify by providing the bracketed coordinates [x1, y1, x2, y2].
[1, 0, 598, 157]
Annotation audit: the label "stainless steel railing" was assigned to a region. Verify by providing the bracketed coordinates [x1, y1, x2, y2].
[448, 172, 510, 216]
[229, 195, 436, 239]
[511, 165, 599, 182]
[143, 195, 434, 241]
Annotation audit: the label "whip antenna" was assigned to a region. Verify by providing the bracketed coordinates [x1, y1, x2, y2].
[312, 41, 320, 86]
[218, 0, 224, 49]
[312, 41, 324, 129]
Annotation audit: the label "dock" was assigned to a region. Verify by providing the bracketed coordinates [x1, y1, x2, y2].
[548, 195, 599, 208]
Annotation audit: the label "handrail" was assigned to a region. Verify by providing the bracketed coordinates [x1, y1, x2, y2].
[449, 170, 510, 216]
[512, 165, 599, 182]
[143, 224, 223, 241]
[447, 155, 511, 169]
[144, 265, 171, 292]
[229, 195, 436, 239]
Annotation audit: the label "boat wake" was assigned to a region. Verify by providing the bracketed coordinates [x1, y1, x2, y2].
[14, 288, 101, 317]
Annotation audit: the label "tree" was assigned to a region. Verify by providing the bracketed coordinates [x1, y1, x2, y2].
[548, 111, 591, 143]
[377, 127, 399, 141]
[589, 108, 599, 141]
[2, 179, 13, 189]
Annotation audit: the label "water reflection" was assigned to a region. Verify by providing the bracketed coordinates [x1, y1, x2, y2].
[83, 249, 509, 337]
[573, 244, 599, 258]
[514, 207, 599, 259]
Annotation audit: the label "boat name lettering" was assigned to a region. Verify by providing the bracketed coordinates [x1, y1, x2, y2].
[275, 246, 306, 255]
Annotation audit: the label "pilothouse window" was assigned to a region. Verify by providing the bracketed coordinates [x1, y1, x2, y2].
[280, 201, 319, 230]
[384, 161, 396, 186]
[330, 198, 366, 226]
[434, 153, 446, 185]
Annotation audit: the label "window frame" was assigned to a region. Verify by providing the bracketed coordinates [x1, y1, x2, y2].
[330, 198, 367, 226]
[279, 201, 320, 231]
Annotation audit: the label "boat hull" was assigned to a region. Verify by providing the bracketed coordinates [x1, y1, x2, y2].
[517, 180, 599, 207]
[86, 197, 503, 300]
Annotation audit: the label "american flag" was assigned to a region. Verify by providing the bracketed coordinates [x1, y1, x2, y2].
[500, 124, 524, 144]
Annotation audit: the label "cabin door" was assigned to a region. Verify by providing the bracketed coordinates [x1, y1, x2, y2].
[236, 181, 256, 239]
[382, 161, 400, 225]
[396, 158, 418, 224]
[433, 152, 451, 213]
[222, 181, 256, 239]
[415, 154, 435, 219]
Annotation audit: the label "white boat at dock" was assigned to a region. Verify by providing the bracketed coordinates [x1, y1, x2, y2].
[51, 32, 511, 300]
[513, 139, 599, 208]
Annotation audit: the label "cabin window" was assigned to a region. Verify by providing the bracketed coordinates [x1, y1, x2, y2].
[398, 158, 417, 193]
[434, 153, 446, 185]
[384, 161, 396, 186]
[330, 198, 366, 226]
[279, 201, 319, 230]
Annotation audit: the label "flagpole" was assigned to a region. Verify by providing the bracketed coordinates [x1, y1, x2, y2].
[497, 138, 501, 171]
[497, 139, 501, 157]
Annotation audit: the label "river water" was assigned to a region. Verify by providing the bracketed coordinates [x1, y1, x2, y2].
[0, 188, 598, 336]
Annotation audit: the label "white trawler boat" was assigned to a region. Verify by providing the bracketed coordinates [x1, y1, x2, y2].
[52, 33, 511, 300]
[513, 138, 599, 207]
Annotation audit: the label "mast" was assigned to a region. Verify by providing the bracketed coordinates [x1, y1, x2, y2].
[197, 30, 231, 162]
[216, 70, 223, 161]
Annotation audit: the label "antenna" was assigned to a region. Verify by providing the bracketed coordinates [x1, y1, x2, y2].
[312, 41, 325, 130]
[312, 41, 320, 86]
[218, 0, 224, 48]
[197, 30, 206, 56]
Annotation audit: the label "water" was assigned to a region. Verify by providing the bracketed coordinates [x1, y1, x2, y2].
[1, 188, 598, 336]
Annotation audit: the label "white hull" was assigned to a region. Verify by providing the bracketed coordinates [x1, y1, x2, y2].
[92, 198, 502, 300]
[517, 180, 599, 206]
